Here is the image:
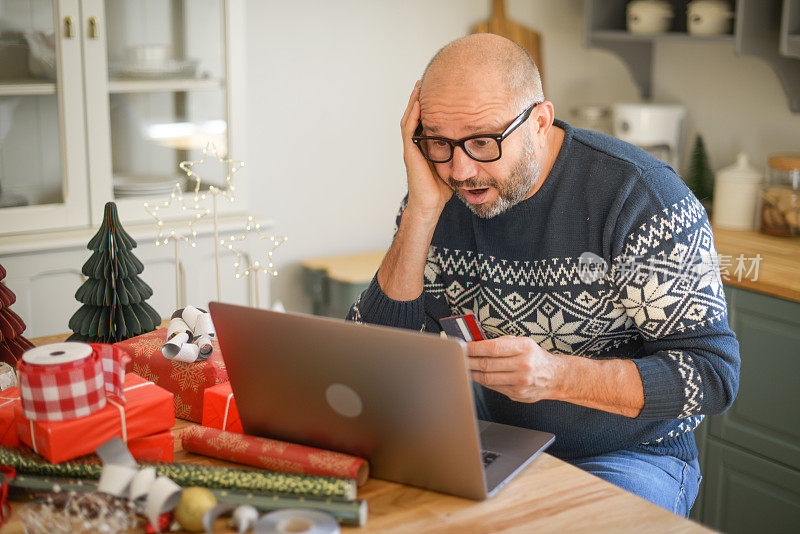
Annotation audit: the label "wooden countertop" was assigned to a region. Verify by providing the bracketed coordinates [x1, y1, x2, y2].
[301, 228, 800, 304]
[1, 333, 713, 533]
[301, 251, 385, 284]
[712, 227, 800, 303]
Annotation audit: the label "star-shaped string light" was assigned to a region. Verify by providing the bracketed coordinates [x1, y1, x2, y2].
[179, 142, 244, 203]
[144, 182, 209, 247]
[220, 215, 288, 279]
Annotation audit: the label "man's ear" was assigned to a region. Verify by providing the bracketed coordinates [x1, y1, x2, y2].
[530, 101, 555, 144]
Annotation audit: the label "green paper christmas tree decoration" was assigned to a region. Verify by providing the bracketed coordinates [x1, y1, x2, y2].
[68, 202, 161, 343]
[686, 134, 714, 203]
[0, 263, 35, 366]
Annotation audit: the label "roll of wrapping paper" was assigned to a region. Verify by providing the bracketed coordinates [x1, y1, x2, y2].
[7, 474, 367, 526]
[0, 446, 356, 500]
[180, 426, 369, 486]
[18, 343, 128, 421]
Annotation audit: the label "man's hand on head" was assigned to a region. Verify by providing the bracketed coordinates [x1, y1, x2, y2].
[401, 80, 453, 224]
[467, 336, 561, 403]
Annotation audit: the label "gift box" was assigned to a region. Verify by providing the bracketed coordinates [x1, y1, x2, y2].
[15, 373, 174, 463]
[0, 387, 20, 447]
[114, 327, 228, 422]
[202, 381, 242, 433]
[127, 429, 174, 462]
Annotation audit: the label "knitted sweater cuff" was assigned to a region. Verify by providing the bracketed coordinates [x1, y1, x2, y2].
[358, 274, 426, 330]
[632, 356, 685, 420]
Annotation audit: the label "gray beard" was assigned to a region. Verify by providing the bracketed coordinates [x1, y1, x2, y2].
[450, 135, 541, 219]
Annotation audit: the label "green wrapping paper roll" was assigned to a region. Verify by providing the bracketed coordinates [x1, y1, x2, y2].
[8, 475, 368, 527]
[0, 446, 357, 500]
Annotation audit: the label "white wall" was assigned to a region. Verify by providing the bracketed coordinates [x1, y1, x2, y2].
[244, 0, 800, 313]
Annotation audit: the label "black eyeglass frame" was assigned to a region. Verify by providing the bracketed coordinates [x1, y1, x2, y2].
[412, 101, 542, 163]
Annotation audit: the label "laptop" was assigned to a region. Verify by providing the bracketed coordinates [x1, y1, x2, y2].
[209, 302, 554, 500]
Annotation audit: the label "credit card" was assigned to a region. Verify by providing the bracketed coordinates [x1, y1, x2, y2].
[440, 313, 487, 341]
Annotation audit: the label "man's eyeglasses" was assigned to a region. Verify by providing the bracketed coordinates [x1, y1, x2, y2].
[412, 101, 541, 163]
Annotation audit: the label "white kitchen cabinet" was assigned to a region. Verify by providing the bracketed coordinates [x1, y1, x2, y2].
[0, 0, 249, 232]
[0, 216, 271, 337]
[0, 1, 271, 336]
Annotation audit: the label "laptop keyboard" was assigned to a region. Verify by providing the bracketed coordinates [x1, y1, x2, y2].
[481, 450, 501, 467]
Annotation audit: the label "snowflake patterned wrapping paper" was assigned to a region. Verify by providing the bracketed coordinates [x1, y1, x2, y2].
[0, 446, 357, 500]
[0, 387, 20, 447]
[180, 426, 369, 486]
[202, 381, 242, 433]
[114, 327, 228, 422]
[14, 373, 174, 463]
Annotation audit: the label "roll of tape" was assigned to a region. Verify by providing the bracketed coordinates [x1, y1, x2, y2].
[254, 509, 340, 534]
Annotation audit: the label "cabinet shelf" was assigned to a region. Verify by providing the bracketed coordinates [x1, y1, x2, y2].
[108, 77, 224, 94]
[590, 30, 735, 43]
[0, 80, 56, 96]
[585, 0, 800, 112]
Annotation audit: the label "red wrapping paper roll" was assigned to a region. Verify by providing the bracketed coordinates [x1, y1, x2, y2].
[180, 426, 369, 486]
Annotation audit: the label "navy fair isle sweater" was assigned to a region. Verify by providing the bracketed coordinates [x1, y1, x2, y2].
[347, 119, 740, 462]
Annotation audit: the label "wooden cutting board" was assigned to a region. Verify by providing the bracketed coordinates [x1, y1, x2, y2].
[471, 0, 544, 90]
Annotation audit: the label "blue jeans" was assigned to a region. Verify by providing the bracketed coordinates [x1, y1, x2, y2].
[567, 449, 702, 517]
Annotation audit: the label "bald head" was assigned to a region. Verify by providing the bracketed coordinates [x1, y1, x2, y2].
[420, 34, 543, 114]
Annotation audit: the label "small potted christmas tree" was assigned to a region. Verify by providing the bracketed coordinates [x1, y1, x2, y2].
[68, 202, 161, 343]
[686, 134, 715, 214]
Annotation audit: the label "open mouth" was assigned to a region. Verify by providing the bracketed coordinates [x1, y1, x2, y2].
[460, 187, 490, 204]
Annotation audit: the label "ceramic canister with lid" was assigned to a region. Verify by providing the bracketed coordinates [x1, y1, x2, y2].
[761, 154, 800, 237]
[687, 0, 735, 35]
[627, 0, 674, 34]
[712, 153, 763, 230]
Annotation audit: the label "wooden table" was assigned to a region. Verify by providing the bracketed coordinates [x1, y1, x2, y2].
[1, 336, 714, 533]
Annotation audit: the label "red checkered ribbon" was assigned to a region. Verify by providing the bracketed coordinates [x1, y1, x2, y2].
[18, 343, 129, 422]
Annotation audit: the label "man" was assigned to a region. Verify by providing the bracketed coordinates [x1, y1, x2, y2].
[347, 34, 739, 517]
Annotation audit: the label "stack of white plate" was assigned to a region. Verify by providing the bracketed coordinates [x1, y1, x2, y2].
[113, 175, 185, 199]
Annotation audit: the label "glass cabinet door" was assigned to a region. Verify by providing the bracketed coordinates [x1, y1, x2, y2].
[0, 0, 89, 234]
[83, 0, 236, 224]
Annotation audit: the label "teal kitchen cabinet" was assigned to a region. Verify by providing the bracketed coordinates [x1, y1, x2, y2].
[702, 438, 800, 533]
[692, 286, 800, 531]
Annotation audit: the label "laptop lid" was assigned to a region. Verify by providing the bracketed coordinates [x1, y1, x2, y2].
[209, 302, 489, 499]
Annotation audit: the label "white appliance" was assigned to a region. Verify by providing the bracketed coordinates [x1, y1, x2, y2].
[612, 103, 687, 171]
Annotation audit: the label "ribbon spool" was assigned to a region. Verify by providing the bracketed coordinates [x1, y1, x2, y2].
[18, 342, 128, 422]
[254, 509, 340, 534]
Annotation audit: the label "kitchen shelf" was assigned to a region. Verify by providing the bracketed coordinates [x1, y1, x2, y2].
[589, 30, 735, 42]
[107, 77, 224, 94]
[584, 0, 800, 112]
[0, 80, 56, 96]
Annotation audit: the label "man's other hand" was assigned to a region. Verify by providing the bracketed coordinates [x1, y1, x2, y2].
[467, 336, 560, 403]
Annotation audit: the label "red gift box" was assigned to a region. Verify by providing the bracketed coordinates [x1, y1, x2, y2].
[201, 381, 242, 434]
[114, 327, 228, 422]
[15, 373, 175, 463]
[127, 430, 174, 462]
[0, 387, 20, 447]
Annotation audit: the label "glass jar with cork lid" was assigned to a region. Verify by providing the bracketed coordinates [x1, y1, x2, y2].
[760, 154, 800, 237]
